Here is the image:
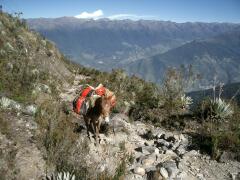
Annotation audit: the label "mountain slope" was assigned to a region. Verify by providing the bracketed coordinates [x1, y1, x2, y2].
[0, 12, 75, 179]
[126, 27, 240, 90]
[0, 13, 74, 102]
[27, 17, 239, 71]
[1, 12, 240, 180]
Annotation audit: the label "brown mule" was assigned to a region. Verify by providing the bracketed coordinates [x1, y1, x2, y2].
[83, 87, 116, 144]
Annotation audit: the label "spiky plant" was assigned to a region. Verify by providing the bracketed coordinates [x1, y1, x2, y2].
[56, 171, 75, 180]
[44, 171, 76, 180]
[180, 94, 193, 109]
[0, 97, 11, 108]
[210, 98, 233, 120]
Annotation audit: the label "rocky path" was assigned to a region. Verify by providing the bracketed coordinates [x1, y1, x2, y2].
[60, 75, 240, 180]
[122, 121, 240, 180]
[60, 74, 89, 102]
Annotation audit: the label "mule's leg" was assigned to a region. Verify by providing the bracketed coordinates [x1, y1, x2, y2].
[97, 119, 102, 144]
[91, 120, 96, 138]
[92, 117, 100, 145]
[84, 116, 91, 139]
[96, 122, 100, 144]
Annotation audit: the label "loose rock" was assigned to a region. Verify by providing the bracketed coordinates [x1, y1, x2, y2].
[161, 161, 179, 178]
[160, 167, 168, 179]
[134, 167, 145, 176]
[23, 105, 37, 116]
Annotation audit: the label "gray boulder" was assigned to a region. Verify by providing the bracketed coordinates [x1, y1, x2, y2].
[219, 151, 236, 163]
[161, 160, 179, 178]
[109, 113, 130, 133]
[134, 167, 145, 176]
[154, 139, 170, 148]
[135, 146, 159, 155]
[33, 83, 51, 94]
[175, 145, 186, 156]
[141, 155, 157, 167]
[146, 169, 162, 180]
[125, 174, 145, 180]
[23, 105, 37, 116]
[160, 167, 169, 179]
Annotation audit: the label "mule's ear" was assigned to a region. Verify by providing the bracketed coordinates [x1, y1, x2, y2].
[90, 94, 101, 107]
[106, 90, 114, 99]
[110, 94, 116, 107]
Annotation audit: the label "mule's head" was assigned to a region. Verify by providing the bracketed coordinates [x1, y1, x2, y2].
[100, 90, 116, 123]
[91, 87, 116, 123]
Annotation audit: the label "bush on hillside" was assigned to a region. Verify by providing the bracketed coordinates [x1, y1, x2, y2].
[192, 84, 239, 160]
[196, 104, 240, 160]
[180, 94, 193, 109]
[162, 67, 197, 115]
[35, 100, 79, 171]
[209, 98, 233, 120]
[129, 83, 164, 123]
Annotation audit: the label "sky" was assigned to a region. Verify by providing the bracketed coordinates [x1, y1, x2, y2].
[1, 0, 240, 23]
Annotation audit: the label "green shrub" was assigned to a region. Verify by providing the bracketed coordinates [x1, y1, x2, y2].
[196, 97, 233, 122]
[0, 112, 19, 179]
[180, 94, 193, 109]
[162, 68, 185, 114]
[112, 156, 127, 180]
[119, 141, 126, 151]
[193, 103, 240, 160]
[35, 100, 78, 171]
[0, 113, 11, 137]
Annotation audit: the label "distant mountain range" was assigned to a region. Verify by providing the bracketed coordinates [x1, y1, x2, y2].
[28, 18, 238, 68]
[28, 17, 240, 90]
[126, 27, 240, 90]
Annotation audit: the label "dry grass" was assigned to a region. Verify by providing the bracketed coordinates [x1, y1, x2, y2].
[35, 100, 78, 170]
[0, 111, 18, 179]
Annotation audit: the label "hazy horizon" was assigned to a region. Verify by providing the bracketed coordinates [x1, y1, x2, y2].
[1, 0, 240, 23]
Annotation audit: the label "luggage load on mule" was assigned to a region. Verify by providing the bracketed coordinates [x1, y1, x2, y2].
[73, 84, 116, 116]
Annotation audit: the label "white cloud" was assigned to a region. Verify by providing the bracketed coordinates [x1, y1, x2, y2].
[74, 10, 156, 21]
[108, 14, 156, 20]
[75, 9, 103, 19]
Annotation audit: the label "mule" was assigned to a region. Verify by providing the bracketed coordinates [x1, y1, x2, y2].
[83, 88, 116, 144]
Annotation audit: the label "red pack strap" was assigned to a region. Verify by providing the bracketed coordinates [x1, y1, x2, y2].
[75, 86, 93, 114]
[81, 86, 93, 98]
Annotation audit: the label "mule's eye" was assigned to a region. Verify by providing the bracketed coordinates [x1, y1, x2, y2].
[108, 95, 113, 99]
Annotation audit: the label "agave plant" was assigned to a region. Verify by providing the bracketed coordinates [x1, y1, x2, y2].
[0, 96, 22, 110]
[44, 171, 75, 180]
[0, 96, 11, 108]
[180, 94, 193, 109]
[56, 171, 75, 180]
[210, 98, 233, 119]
